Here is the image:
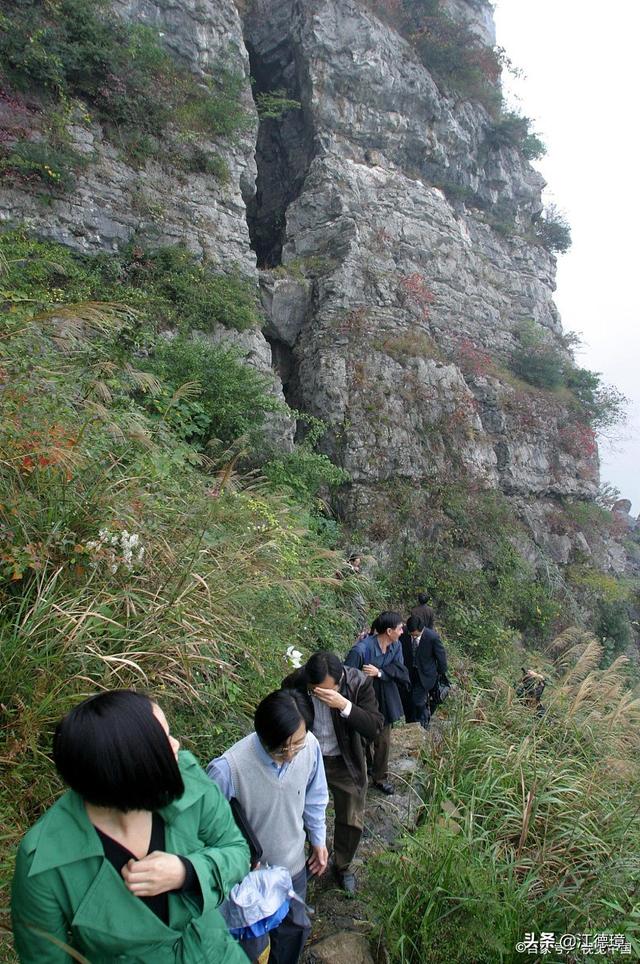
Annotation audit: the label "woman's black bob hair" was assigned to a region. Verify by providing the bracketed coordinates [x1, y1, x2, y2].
[304, 651, 344, 687]
[254, 689, 311, 752]
[53, 690, 184, 812]
[371, 611, 404, 635]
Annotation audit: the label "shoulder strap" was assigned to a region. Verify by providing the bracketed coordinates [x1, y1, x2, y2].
[229, 797, 263, 869]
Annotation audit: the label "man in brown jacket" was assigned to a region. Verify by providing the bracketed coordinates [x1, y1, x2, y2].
[410, 592, 435, 631]
[282, 651, 383, 893]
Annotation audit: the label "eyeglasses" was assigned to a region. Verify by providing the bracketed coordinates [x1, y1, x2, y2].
[271, 736, 307, 759]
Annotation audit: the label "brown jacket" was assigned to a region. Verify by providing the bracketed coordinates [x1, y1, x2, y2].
[282, 665, 383, 789]
[411, 602, 435, 630]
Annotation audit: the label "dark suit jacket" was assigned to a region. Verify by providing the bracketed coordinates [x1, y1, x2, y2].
[400, 632, 420, 684]
[282, 665, 383, 789]
[414, 628, 448, 692]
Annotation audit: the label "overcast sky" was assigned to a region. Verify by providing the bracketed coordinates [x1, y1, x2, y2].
[493, 0, 639, 514]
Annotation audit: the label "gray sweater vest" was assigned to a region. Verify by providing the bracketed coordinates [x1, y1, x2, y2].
[223, 732, 318, 876]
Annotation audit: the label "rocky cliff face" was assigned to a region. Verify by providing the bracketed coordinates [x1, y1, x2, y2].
[1, 0, 635, 580]
[0, 0, 294, 447]
[242, 0, 610, 569]
[1, 0, 256, 267]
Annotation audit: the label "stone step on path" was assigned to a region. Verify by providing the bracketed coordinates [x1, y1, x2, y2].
[303, 721, 442, 964]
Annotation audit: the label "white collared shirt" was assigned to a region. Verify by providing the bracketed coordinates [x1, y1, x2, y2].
[310, 694, 352, 755]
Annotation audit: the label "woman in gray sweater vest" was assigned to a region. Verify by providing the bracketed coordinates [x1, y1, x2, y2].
[207, 690, 329, 964]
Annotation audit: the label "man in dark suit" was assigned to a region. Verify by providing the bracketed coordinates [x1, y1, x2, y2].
[410, 592, 435, 631]
[403, 615, 448, 728]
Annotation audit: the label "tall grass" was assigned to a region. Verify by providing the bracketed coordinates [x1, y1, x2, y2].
[0, 244, 372, 957]
[368, 640, 640, 962]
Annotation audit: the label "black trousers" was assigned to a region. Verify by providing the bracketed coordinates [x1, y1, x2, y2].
[412, 682, 439, 728]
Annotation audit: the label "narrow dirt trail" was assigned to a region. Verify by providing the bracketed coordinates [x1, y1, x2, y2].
[303, 722, 435, 963]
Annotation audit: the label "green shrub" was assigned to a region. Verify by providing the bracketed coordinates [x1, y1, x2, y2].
[388, 489, 558, 657]
[264, 412, 349, 500]
[143, 337, 278, 448]
[255, 89, 301, 119]
[596, 600, 632, 660]
[565, 566, 631, 605]
[507, 322, 627, 430]
[0, 232, 260, 335]
[521, 130, 547, 161]
[0, 0, 249, 168]
[123, 245, 261, 333]
[173, 71, 250, 139]
[534, 204, 572, 253]
[0, 136, 85, 193]
[181, 147, 230, 181]
[510, 319, 565, 389]
[485, 111, 546, 160]
[264, 449, 349, 500]
[369, 661, 640, 962]
[564, 500, 616, 536]
[564, 366, 627, 431]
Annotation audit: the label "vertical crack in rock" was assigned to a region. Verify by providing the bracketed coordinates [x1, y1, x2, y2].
[241, 0, 317, 417]
[237, 0, 603, 549]
[243, 7, 316, 268]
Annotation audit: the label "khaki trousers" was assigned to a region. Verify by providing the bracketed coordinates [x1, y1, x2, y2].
[323, 755, 367, 873]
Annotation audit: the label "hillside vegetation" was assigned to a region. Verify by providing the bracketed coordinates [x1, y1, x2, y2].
[0, 230, 367, 956]
[1, 231, 639, 963]
[1, 2, 639, 960]
[369, 633, 640, 961]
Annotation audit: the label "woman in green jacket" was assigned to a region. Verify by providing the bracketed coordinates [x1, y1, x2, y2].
[11, 690, 250, 963]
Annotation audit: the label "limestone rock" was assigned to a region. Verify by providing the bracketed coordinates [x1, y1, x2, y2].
[243, 0, 597, 544]
[612, 498, 631, 513]
[3, 0, 634, 586]
[1, 0, 257, 270]
[260, 275, 313, 348]
[0, 0, 295, 450]
[305, 932, 374, 964]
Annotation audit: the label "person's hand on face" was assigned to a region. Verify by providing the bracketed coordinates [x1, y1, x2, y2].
[122, 851, 186, 897]
[311, 686, 348, 711]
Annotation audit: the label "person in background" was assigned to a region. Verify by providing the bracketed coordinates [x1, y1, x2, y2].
[515, 668, 546, 718]
[207, 690, 329, 964]
[345, 611, 409, 795]
[334, 553, 368, 626]
[410, 592, 435, 630]
[282, 651, 383, 893]
[334, 552, 362, 580]
[400, 616, 421, 723]
[403, 615, 449, 728]
[11, 690, 249, 964]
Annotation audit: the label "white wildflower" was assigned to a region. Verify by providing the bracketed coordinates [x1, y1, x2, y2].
[285, 645, 303, 669]
[86, 527, 145, 573]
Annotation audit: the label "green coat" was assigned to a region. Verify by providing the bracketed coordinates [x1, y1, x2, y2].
[11, 751, 250, 963]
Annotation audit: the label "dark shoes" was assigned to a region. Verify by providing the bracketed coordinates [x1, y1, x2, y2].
[374, 780, 395, 795]
[337, 871, 357, 894]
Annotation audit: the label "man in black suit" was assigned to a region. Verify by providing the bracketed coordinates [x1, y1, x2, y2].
[402, 615, 448, 728]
